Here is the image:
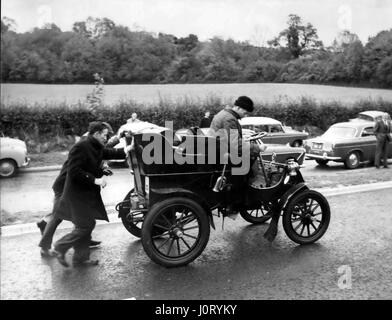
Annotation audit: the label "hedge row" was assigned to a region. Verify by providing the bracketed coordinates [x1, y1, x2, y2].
[1, 96, 391, 152]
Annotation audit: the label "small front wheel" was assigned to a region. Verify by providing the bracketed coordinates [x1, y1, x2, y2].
[282, 190, 330, 245]
[240, 202, 272, 224]
[118, 190, 144, 238]
[142, 197, 210, 267]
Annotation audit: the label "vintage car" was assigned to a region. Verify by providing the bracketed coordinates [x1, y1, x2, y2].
[239, 117, 309, 147]
[349, 110, 391, 122]
[0, 135, 30, 177]
[304, 120, 392, 169]
[116, 127, 330, 267]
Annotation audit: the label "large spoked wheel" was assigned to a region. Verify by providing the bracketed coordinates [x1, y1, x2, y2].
[240, 202, 272, 224]
[282, 190, 330, 245]
[141, 197, 210, 268]
[119, 190, 144, 238]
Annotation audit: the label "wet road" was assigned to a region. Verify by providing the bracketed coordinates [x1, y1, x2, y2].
[1, 188, 392, 300]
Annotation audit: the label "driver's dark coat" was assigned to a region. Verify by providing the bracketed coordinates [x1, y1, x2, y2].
[208, 107, 259, 158]
[55, 135, 125, 226]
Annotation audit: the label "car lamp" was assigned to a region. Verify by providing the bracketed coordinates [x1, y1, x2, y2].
[322, 143, 334, 152]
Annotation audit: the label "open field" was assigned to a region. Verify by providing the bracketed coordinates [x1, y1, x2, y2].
[2, 83, 392, 106]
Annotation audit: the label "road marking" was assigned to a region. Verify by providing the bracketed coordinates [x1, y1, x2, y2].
[1, 181, 392, 237]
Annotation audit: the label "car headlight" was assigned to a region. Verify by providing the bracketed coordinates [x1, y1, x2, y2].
[323, 143, 334, 152]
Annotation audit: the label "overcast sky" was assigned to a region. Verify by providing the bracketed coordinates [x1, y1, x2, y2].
[2, 0, 391, 46]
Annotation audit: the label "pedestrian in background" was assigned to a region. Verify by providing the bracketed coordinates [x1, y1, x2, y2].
[374, 114, 391, 169]
[127, 112, 141, 123]
[199, 111, 211, 128]
[53, 121, 127, 267]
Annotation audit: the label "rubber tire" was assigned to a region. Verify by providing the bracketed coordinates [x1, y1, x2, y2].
[240, 204, 272, 224]
[316, 159, 329, 166]
[119, 190, 143, 238]
[344, 151, 360, 169]
[142, 197, 210, 268]
[282, 189, 330, 245]
[0, 159, 17, 178]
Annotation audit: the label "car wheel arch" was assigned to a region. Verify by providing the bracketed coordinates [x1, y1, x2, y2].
[0, 158, 18, 177]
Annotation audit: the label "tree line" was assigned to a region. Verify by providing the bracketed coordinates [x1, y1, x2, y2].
[1, 15, 391, 88]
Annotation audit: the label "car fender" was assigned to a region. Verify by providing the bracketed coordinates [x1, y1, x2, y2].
[342, 147, 364, 161]
[151, 187, 216, 230]
[277, 183, 309, 213]
[0, 146, 25, 167]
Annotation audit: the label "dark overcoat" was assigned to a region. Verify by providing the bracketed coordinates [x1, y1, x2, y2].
[56, 135, 125, 226]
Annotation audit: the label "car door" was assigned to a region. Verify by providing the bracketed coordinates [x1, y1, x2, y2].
[359, 126, 377, 161]
[252, 125, 270, 143]
[267, 124, 287, 145]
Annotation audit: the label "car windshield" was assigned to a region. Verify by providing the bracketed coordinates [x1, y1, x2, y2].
[322, 126, 356, 139]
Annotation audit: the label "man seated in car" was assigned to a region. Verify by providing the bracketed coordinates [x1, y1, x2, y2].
[208, 96, 265, 218]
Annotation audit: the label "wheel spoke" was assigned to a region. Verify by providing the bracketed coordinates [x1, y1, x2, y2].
[156, 237, 171, 250]
[162, 214, 173, 227]
[307, 224, 311, 236]
[183, 233, 198, 240]
[181, 237, 192, 250]
[182, 225, 199, 232]
[310, 221, 318, 231]
[179, 214, 196, 226]
[311, 203, 320, 214]
[300, 224, 305, 235]
[152, 231, 170, 239]
[294, 221, 303, 231]
[176, 239, 181, 255]
[308, 199, 315, 210]
[153, 223, 170, 231]
[166, 238, 175, 256]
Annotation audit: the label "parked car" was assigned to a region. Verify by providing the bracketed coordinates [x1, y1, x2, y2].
[0, 135, 30, 177]
[239, 117, 309, 147]
[349, 110, 391, 122]
[304, 120, 392, 169]
[176, 127, 306, 165]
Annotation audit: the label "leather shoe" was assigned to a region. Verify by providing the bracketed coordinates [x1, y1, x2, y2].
[40, 248, 56, 258]
[54, 250, 69, 268]
[37, 220, 47, 235]
[89, 240, 102, 248]
[73, 259, 99, 267]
